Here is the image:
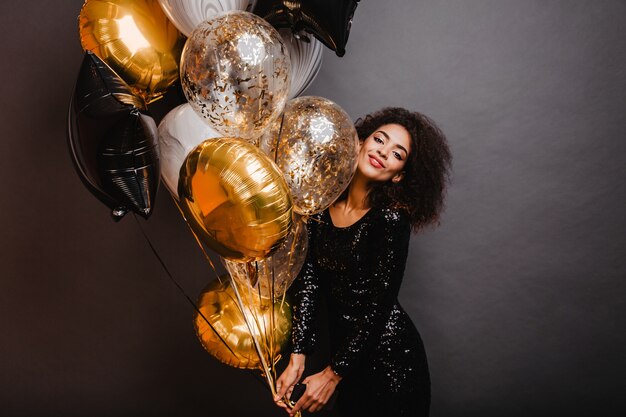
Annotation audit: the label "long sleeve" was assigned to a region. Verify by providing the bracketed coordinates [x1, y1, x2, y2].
[330, 209, 411, 377]
[289, 215, 321, 354]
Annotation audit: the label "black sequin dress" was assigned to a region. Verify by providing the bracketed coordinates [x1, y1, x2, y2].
[290, 206, 430, 417]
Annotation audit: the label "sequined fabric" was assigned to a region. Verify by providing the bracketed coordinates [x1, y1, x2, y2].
[290, 206, 430, 416]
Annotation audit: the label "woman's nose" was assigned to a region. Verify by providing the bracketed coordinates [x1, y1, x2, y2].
[377, 148, 388, 159]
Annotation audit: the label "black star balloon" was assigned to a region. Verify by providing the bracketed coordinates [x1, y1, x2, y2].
[67, 52, 160, 220]
[253, 0, 360, 57]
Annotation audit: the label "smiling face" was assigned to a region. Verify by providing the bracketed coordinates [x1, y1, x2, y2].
[356, 123, 411, 183]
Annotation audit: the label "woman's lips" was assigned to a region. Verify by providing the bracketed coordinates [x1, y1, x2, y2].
[369, 155, 385, 169]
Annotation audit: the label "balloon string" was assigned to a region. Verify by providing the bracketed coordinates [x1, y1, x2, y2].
[269, 262, 276, 374]
[240, 273, 273, 372]
[239, 269, 270, 365]
[169, 196, 281, 399]
[231, 270, 268, 360]
[229, 276, 277, 397]
[255, 263, 272, 371]
[132, 213, 237, 358]
[273, 113, 286, 163]
[170, 195, 222, 275]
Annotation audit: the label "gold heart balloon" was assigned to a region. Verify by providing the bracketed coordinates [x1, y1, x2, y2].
[194, 277, 292, 370]
[178, 137, 293, 261]
[79, 0, 185, 103]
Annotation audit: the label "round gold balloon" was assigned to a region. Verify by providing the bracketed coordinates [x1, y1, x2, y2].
[178, 137, 293, 261]
[79, 0, 185, 102]
[224, 215, 308, 299]
[259, 96, 359, 215]
[180, 11, 291, 140]
[194, 277, 292, 370]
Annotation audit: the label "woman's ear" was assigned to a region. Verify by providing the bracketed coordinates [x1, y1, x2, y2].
[392, 172, 404, 183]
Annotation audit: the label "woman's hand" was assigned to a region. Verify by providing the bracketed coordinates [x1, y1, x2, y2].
[288, 366, 342, 416]
[275, 353, 306, 411]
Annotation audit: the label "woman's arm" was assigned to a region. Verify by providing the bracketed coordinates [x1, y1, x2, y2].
[275, 216, 321, 410]
[289, 248, 322, 355]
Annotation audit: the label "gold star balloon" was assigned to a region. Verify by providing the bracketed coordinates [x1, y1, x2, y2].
[79, 0, 185, 103]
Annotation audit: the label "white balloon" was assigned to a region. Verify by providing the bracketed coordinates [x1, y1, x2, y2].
[280, 30, 324, 99]
[157, 104, 221, 198]
[158, 0, 251, 37]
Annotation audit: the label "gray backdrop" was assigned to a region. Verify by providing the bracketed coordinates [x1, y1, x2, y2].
[1, 1, 624, 416]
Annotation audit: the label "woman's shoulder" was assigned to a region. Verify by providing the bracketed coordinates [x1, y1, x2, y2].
[364, 206, 411, 241]
[374, 206, 410, 227]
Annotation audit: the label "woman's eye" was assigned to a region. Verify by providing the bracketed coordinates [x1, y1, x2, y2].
[374, 136, 383, 144]
[393, 152, 402, 160]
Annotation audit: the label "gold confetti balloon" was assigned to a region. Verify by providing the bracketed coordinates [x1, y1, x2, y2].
[224, 215, 308, 300]
[178, 137, 293, 261]
[180, 11, 291, 140]
[259, 96, 359, 215]
[194, 277, 292, 370]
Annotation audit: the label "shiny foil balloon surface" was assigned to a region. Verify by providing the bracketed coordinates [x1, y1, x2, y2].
[253, 0, 360, 57]
[224, 215, 308, 299]
[157, 103, 222, 198]
[157, 0, 250, 37]
[180, 11, 291, 140]
[178, 137, 292, 261]
[259, 96, 358, 215]
[194, 277, 292, 369]
[79, 0, 185, 103]
[68, 52, 160, 220]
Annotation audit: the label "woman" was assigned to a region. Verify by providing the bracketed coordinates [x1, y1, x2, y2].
[275, 107, 452, 416]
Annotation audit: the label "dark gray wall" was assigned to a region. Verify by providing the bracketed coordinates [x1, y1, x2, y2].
[1, 1, 624, 416]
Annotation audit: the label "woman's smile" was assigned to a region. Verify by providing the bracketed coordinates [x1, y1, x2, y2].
[368, 154, 385, 169]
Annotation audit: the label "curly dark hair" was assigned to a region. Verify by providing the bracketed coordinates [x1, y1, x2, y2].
[351, 107, 452, 232]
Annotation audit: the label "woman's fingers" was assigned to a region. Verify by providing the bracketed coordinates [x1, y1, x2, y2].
[275, 380, 284, 398]
[275, 371, 296, 400]
[289, 388, 325, 415]
[275, 399, 290, 412]
[304, 389, 327, 413]
[288, 401, 303, 416]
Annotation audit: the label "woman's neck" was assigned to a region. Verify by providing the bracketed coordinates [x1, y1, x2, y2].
[343, 171, 371, 212]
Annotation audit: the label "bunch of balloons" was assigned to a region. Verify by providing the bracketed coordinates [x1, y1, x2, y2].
[66, 0, 361, 409]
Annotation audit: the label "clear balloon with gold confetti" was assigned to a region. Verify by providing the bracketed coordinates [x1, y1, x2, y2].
[259, 96, 359, 215]
[180, 11, 291, 140]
